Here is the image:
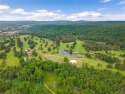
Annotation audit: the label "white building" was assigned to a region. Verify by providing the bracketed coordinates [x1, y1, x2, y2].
[69, 60, 77, 64]
[24, 57, 27, 61]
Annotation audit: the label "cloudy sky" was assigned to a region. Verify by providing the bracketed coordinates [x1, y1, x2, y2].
[0, 0, 125, 21]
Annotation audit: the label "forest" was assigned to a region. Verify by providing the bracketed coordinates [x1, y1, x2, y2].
[27, 24, 125, 50]
[0, 59, 125, 94]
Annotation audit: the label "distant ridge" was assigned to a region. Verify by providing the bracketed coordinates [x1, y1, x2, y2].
[0, 20, 125, 26]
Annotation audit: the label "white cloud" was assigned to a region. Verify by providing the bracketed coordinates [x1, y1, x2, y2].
[98, 8, 106, 11]
[0, 5, 10, 12]
[11, 8, 29, 15]
[35, 9, 48, 13]
[67, 11, 102, 20]
[101, 0, 111, 3]
[99, 14, 125, 21]
[1, 13, 125, 21]
[118, 1, 125, 5]
[0, 4, 125, 21]
[53, 10, 62, 13]
[30, 9, 63, 18]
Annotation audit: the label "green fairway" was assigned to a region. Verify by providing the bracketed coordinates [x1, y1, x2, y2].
[0, 49, 19, 67]
[73, 40, 87, 54]
[6, 49, 20, 67]
[19, 35, 30, 49]
[20, 35, 125, 75]
[0, 34, 125, 75]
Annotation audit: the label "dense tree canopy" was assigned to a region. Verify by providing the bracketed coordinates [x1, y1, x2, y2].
[0, 59, 125, 94]
[28, 24, 125, 51]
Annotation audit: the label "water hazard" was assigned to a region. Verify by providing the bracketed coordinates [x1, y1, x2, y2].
[61, 50, 85, 58]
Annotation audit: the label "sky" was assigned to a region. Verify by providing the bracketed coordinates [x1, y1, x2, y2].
[0, 0, 125, 21]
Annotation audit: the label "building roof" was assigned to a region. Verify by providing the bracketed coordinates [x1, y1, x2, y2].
[69, 60, 77, 64]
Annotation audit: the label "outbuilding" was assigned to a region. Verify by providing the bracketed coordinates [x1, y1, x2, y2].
[69, 60, 77, 64]
[24, 49, 32, 58]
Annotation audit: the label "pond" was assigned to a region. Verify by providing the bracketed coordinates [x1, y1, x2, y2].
[61, 50, 85, 58]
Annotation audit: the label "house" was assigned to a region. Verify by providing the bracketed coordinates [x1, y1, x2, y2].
[69, 60, 77, 64]
[25, 49, 32, 58]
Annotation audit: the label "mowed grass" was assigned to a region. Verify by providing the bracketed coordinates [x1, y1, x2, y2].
[24, 36, 125, 74]
[73, 40, 87, 54]
[110, 50, 125, 60]
[90, 50, 125, 60]
[6, 49, 20, 67]
[0, 49, 20, 67]
[58, 40, 86, 54]
[19, 35, 30, 49]
[1, 34, 125, 75]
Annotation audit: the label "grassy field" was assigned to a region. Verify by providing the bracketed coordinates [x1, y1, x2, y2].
[0, 34, 125, 75]
[6, 49, 20, 67]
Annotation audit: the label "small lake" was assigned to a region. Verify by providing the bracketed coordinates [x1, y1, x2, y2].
[61, 50, 85, 58]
